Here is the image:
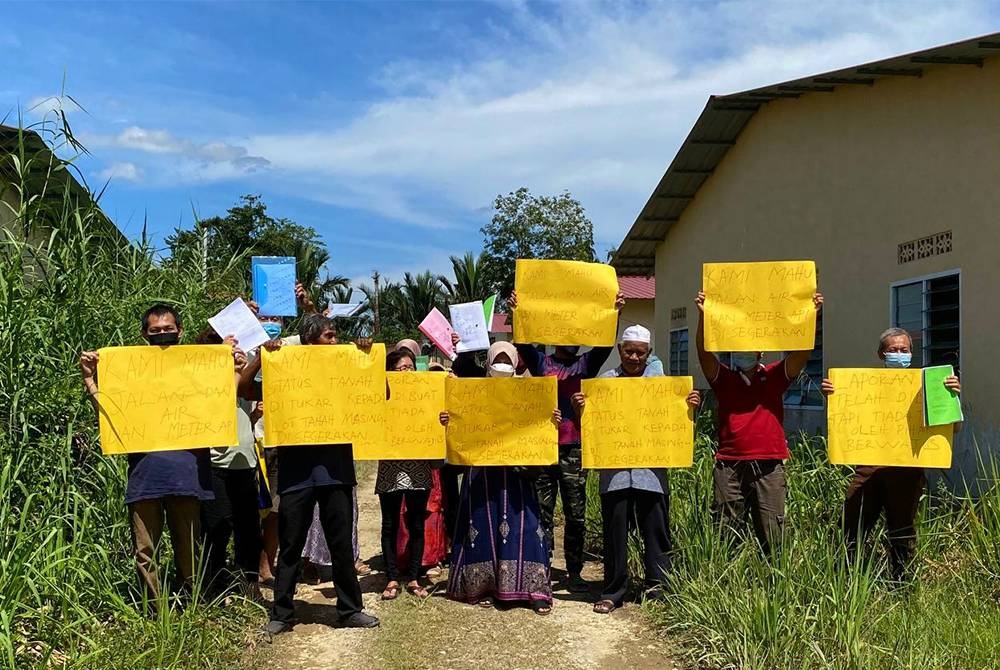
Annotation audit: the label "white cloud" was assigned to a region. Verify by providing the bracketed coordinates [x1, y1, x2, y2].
[27, 95, 82, 118]
[86, 125, 270, 181]
[242, 1, 994, 245]
[97, 161, 144, 182]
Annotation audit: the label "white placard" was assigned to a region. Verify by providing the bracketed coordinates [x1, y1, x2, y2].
[450, 300, 491, 353]
[326, 303, 366, 317]
[208, 297, 270, 352]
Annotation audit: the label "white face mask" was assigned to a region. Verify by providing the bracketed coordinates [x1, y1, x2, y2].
[731, 353, 760, 371]
[488, 363, 515, 378]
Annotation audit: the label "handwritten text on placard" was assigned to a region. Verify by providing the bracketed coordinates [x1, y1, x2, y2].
[513, 259, 619, 346]
[581, 377, 694, 469]
[262, 344, 386, 448]
[97, 345, 238, 455]
[827, 368, 952, 468]
[703, 261, 816, 352]
[354, 372, 447, 460]
[445, 377, 558, 466]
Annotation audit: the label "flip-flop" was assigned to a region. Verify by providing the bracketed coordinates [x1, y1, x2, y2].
[406, 583, 429, 598]
[593, 599, 616, 614]
[477, 597, 494, 608]
[533, 604, 552, 616]
[381, 584, 400, 601]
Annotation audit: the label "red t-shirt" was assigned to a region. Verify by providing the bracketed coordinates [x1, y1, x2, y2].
[709, 360, 793, 461]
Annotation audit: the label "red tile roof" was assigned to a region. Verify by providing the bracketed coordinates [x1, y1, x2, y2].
[618, 276, 655, 300]
[490, 313, 512, 333]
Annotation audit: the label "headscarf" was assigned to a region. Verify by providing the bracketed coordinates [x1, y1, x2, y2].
[486, 341, 519, 377]
[396, 339, 421, 359]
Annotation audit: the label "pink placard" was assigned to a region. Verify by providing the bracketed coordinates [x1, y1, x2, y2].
[418, 308, 457, 360]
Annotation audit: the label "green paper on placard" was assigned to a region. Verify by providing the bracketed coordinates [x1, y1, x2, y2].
[483, 294, 498, 329]
[416, 355, 430, 372]
[923, 365, 963, 426]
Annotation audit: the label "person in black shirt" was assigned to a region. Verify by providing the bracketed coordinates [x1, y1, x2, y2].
[241, 314, 380, 634]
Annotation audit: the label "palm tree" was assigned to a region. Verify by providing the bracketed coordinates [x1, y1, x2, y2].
[291, 239, 348, 309]
[391, 271, 446, 328]
[440, 251, 489, 304]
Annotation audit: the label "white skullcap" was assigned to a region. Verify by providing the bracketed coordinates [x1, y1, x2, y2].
[621, 325, 651, 344]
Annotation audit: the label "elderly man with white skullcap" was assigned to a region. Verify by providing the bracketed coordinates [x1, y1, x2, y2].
[572, 325, 700, 614]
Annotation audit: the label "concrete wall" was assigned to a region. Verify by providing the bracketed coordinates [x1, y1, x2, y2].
[653, 58, 1000, 487]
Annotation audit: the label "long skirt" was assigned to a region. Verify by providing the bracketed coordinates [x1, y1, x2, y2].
[302, 486, 360, 566]
[397, 469, 448, 571]
[446, 467, 552, 606]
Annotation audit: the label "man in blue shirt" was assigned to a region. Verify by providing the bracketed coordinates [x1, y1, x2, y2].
[572, 325, 700, 614]
[80, 304, 216, 605]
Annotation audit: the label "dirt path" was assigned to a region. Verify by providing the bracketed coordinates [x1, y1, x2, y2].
[263, 469, 684, 670]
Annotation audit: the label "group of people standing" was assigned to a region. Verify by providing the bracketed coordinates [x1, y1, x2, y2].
[78, 276, 962, 636]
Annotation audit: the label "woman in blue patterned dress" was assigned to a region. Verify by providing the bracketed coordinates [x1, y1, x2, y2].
[443, 342, 557, 615]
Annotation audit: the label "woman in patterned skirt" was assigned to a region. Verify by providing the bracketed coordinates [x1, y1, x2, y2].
[443, 342, 557, 615]
[377, 349, 435, 599]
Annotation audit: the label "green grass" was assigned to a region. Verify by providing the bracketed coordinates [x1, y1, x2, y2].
[1, 118, 265, 668]
[634, 420, 1000, 670]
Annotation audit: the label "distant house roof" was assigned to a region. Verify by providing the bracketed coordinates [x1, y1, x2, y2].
[618, 275, 655, 300]
[0, 124, 128, 248]
[490, 313, 512, 334]
[612, 32, 1000, 276]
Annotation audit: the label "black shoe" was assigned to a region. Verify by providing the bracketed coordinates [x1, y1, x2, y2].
[263, 619, 293, 638]
[337, 611, 380, 628]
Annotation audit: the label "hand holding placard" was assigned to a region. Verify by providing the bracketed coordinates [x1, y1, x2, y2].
[513, 259, 619, 346]
[450, 300, 490, 353]
[252, 256, 298, 317]
[419, 308, 456, 360]
[96, 345, 238, 454]
[581, 377, 695, 469]
[827, 368, 952, 468]
[702, 260, 817, 352]
[445, 377, 558, 465]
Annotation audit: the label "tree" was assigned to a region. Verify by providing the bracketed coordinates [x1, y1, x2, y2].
[164, 194, 342, 304]
[480, 187, 596, 300]
[440, 251, 489, 304]
[390, 271, 446, 330]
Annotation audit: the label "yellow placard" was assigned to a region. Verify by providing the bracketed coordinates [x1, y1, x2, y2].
[262, 344, 386, 448]
[445, 377, 558, 466]
[703, 260, 817, 352]
[827, 369, 953, 468]
[355, 372, 447, 460]
[513, 259, 619, 346]
[581, 376, 694, 469]
[96, 345, 237, 455]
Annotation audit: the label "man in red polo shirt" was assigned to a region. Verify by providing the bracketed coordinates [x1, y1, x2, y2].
[694, 289, 823, 554]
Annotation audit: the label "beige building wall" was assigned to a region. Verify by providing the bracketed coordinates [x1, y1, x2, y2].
[601, 299, 655, 374]
[653, 58, 1000, 485]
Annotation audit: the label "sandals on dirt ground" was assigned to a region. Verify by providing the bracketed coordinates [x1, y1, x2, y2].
[406, 583, 430, 598]
[531, 599, 552, 616]
[381, 583, 400, 601]
[477, 597, 494, 608]
[593, 599, 616, 614]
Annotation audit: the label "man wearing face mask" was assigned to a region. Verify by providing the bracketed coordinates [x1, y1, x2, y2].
[508, 289, 626, 592]
[820, 327, 961, 581]
[694, 289, 824, 554]
[79, 304, 216, 604]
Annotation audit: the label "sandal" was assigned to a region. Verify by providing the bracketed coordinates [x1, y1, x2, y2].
[406, 583, 429, 598]
[593, 599, 616, 614]
[477, 597, 494, 608]
[532, 603, 552, 616]
[381, 583, 400, 601]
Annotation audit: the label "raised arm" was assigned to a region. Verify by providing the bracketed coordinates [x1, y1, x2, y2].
[585, 289, 625, 377]
[694, 291, 720, 382]
[79, 351, 100, 413]
[784, 292, 823, 380]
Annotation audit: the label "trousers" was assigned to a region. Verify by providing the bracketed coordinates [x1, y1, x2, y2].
[271, 485, 362, 623]
[600, 488, 671, 606]
[712, 459, 786, 554]
[536, 444, 587, 574]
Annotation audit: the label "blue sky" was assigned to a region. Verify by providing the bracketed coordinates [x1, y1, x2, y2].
[3, 1, 997, 288]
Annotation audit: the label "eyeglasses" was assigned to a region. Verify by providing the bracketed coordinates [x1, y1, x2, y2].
[395, 365, 416, 372]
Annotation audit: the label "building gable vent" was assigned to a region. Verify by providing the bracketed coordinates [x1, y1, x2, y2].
[898, 230, 952, 264]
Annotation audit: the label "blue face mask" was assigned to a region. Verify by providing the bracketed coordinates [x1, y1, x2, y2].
[731, 353, 760, 371]
[884, 352, 912, 369]
[262, 322, 282, 340]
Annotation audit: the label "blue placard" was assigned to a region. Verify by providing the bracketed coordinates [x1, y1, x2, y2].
[251, 256, 297, 317]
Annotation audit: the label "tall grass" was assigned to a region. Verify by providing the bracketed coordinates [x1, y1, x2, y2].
[633, 414, 1000, 670]
[1, 121, 261, 668]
